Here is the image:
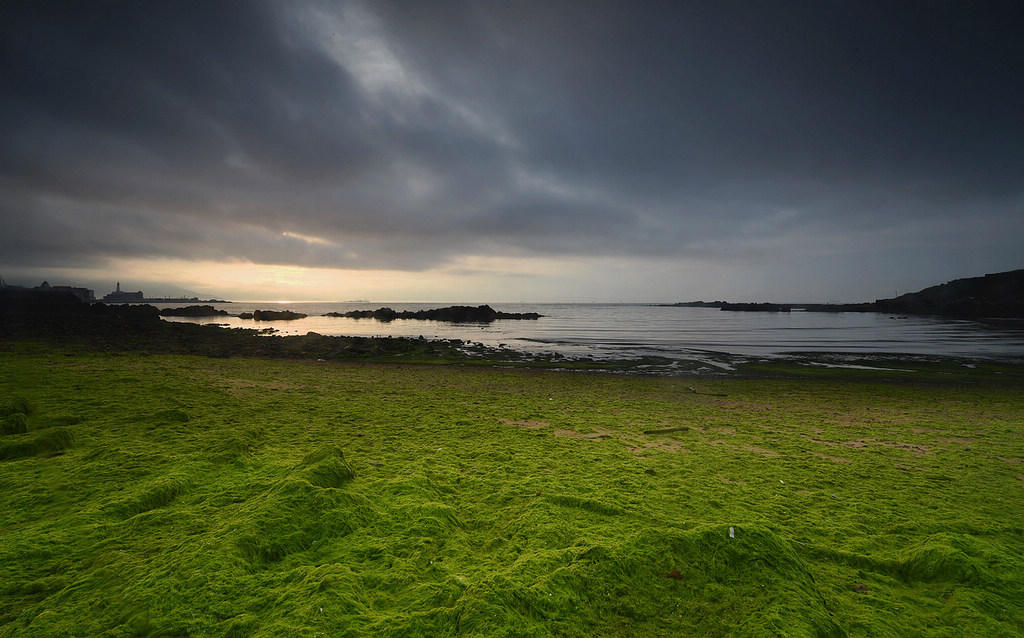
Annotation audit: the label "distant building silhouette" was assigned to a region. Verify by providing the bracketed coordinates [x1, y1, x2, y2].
[32, 280, 96, 303]
[103, 281, 144, 302]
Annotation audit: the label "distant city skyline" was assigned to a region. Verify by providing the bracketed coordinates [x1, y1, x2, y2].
[3, 2, 1022, 303]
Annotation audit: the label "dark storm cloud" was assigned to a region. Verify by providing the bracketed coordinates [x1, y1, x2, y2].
[2, 0, 1022, 276]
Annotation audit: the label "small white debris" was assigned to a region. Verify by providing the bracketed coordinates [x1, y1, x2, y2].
[780, 480, 785, 484]
[729, 527, 735, 538]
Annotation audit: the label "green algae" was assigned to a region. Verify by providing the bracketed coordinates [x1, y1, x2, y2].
[0, 350, 1022, 636]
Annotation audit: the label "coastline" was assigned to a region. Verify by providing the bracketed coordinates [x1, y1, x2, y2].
[3, 291, 1024, 377]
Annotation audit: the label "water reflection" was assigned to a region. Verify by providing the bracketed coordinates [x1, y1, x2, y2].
[160, 302, 1024, 361]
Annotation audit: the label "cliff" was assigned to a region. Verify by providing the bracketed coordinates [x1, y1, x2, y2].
[872, 269, 1024, 318]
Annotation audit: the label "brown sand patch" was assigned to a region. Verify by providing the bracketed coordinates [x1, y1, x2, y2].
[810, 451, 851, 464]
[999, 457, 1022, 464]
[720, 476, 746, 485]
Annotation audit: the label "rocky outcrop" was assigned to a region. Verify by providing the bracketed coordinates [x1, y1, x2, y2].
[158, 305, 228, 317]
[871, 269, 1024, 318]
[0, 290, 162, 333]
[324, 304, 541, 322]
[719, 303, 791, 312]
[238, 309, 308, 321]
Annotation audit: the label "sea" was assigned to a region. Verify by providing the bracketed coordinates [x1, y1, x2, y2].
[156, 301, 1024, 365]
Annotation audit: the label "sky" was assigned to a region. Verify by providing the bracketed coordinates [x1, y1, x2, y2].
[2, 1, 1022, 303]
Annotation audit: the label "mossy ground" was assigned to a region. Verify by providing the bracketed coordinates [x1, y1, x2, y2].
[1, 344, 1022, 636]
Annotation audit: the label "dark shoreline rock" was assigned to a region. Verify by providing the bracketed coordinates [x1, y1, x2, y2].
[324, 304, 542, 322]
[158, 305, 228, 317]
[238, 309, 308, 321]
[720, 302, 791, 312]
[0, 292, 454, 360]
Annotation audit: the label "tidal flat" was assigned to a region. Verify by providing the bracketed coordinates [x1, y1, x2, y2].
[1, 346, 1022, 636]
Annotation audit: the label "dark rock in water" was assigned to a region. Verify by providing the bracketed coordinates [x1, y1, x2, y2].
[720, 302, 791, 312]
[329, 307, 399, 321]
[662, 301, 727, 308]
[324, 304, 541, 322]
[240, 309, 308, 321]
[159, 305, 228, 317]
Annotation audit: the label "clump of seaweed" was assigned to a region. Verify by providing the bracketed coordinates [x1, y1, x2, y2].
[0, 397, 33, 418]
[109, 475, 191, 518]
[0, 426, 75, 460]
[301, 445, 357, 488]
[0, 412, 28, 435]
[0, 398, 33, 435]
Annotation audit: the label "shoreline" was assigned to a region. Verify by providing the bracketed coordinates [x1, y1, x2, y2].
[3, 291, 1023, 378]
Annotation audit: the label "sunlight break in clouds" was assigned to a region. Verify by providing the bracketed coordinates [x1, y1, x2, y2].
[281, 231, 335, 246]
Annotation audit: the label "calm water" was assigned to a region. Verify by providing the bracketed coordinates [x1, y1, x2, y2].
[158, 302, 1024, 362]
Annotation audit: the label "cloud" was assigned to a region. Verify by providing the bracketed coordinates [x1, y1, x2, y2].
[2, 0, 1022, 301]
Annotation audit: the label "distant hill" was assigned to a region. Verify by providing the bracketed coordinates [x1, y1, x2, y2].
[668, 269, 1024, 317]
[870, 269, 1024, 318]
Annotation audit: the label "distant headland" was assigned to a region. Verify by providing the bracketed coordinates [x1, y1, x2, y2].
[668, 268, 1024, 318]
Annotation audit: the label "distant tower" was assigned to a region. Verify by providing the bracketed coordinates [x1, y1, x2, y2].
[116, 282, 121, 293]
